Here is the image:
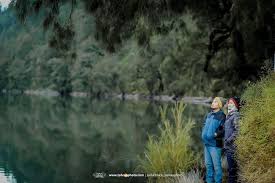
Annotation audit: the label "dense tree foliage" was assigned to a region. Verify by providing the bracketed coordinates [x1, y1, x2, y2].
[0, 1, 274, 97]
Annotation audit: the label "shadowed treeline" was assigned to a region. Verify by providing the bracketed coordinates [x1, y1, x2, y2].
[1, 1, 273, 97]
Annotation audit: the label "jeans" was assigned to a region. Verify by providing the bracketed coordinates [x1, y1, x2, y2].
[226, 151, 238, 183]
[204, 146, 223, 183]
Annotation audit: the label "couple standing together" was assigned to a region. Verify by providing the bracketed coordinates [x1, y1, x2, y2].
[201, 97, 240, 183]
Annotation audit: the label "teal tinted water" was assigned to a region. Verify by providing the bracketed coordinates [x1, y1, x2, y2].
[0, 95, 208, 183]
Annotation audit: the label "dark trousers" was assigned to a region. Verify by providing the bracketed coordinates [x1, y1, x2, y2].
[226, 151, 238, 183]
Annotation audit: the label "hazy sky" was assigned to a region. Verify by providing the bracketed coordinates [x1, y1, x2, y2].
[0, 0, 11, 8]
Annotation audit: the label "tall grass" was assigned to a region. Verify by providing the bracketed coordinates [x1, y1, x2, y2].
[235, 73, 275, 183]
[137, 101, 197, 182]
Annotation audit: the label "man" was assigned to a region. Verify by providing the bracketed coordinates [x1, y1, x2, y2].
[202, 97, 226, 183]
[224, 97, 240, 183]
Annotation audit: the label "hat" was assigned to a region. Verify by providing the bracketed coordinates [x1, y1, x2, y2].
[228, 96, 241, 110]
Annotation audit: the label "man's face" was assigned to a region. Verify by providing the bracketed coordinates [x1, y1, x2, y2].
[211, 98, 220, 109]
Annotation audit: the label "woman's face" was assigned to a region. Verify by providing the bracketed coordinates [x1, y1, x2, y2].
[228, 99, 235, 106]
[227, 99, 236, 110]
[211, 98, 219, 109]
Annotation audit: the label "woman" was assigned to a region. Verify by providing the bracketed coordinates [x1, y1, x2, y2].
[224, 97, 240, 183]
[202, 97, 226, 183]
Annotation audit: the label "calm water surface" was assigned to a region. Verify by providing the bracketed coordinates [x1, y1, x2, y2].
[0, 95, 208, 183]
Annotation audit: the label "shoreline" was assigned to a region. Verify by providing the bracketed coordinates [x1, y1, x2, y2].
[1, 89, 217, 105]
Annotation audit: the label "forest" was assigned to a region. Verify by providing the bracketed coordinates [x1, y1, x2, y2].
[0, 0, 274, 97]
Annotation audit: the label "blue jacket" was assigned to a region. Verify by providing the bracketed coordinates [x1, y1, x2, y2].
[224, 111, 240, 152]
[201, 110, 226, 147]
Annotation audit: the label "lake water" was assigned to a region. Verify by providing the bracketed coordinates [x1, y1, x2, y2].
[0, 95, 209, 183]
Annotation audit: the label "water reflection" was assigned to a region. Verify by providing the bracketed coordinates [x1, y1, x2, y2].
[0, 96, 208, 183]
[0, 168, 17, 183]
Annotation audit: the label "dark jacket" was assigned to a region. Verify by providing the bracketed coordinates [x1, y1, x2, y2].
[201, 110, 226, 148]
[224, 111, 240, 152]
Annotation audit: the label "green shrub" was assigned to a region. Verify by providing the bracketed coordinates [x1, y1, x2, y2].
[236, 73, 275, 183]
[138, 101, 197, 182]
